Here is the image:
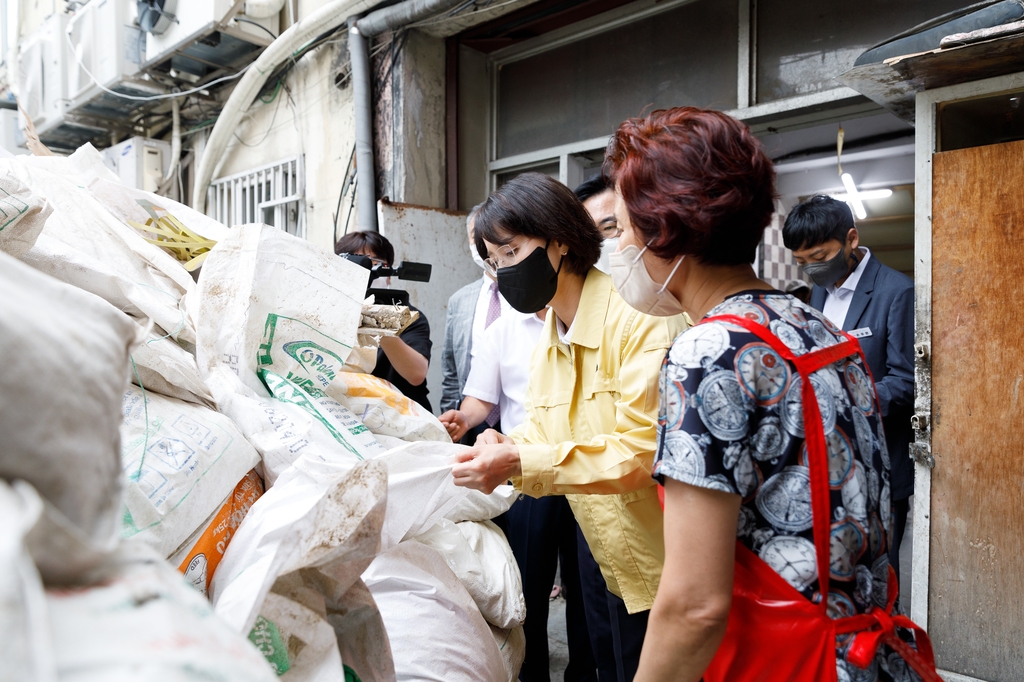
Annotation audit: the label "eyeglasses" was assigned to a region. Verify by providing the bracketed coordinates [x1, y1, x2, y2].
[599, 222, 622, 239]
[483, 242, 524, 275]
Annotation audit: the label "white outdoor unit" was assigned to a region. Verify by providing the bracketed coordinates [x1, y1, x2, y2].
[101, 136, 172, 192]
[0, 110, 30, 156]
[66, 0, 145, 110]
[143, 0, 279, 75]
[16, 12, 70, 135]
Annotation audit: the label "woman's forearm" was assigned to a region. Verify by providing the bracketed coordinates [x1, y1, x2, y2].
[378, 335, 428, 385]
[636, 599, 729, 682]
[635, 479, 739, 682]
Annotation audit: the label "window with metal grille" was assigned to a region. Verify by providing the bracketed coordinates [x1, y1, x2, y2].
[207, 156, 305, 237]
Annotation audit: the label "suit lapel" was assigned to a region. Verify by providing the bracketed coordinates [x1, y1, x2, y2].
[461, 279, 484, 376]
[810, 285, 826, 312]
[843, 256, 880, 331]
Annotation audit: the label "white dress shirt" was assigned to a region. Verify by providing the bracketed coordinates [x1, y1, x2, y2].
[471, 274, 510, 355]
[462, 311, 545, 433]
[822, 247, 871, 330]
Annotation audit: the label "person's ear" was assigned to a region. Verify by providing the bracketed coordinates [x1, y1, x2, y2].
[551, 239, 568, 256]
[847, 227, 860, 251]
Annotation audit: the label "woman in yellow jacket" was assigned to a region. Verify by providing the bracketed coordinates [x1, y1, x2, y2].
[452, 172, 688, 681]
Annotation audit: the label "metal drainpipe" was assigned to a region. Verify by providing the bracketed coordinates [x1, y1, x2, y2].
[346, 0, 471, 232]
[347, 20, 378, 232]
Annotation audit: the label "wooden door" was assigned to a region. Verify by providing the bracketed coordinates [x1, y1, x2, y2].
[930, 139, 1024, 681]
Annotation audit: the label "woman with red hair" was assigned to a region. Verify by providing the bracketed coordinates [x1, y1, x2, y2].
[605, 107, 939, 682]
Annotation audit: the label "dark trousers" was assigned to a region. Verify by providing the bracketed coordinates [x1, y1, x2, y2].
[889, 497, 911, 584]
[502, 496, 596, 682]
[576, 526, 649, 682]
[460, 420, 496, 446]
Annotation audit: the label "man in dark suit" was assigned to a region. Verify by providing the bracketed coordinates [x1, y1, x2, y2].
[783, 195, 915, 581]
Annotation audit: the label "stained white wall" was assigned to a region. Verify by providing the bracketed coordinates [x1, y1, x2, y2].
[210, 37, 357, 252]
[379, 200, 476, 414]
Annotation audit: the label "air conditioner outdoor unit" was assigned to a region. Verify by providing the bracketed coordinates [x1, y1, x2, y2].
[142, 0, 279, 78]
[101, 136, 172, 192]
[1, 110, 30, 156]
[16, 12, 70, 136]
[66, 0, 145, 110]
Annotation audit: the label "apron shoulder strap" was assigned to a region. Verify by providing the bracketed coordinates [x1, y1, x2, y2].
[701, 312, 863, 611]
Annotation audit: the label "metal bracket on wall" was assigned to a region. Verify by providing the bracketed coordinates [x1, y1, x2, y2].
[910, 441, 935, 469]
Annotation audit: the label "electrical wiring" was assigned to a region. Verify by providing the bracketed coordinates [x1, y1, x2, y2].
[259, 79, 283, 103]
[235, 17, 278, 40]
[63, 30, 254, 102]
[233, 81, 285, 147]
[404, 0, 528, 29]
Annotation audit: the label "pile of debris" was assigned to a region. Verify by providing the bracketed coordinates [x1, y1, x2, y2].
[0, 144, 525, 682]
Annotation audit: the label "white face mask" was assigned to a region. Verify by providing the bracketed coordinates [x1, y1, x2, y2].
[594, 237, 619, 275]
[470, 242, 490, 274]
[609, 244, 685, 317]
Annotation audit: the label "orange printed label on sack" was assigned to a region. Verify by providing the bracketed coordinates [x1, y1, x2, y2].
[342, 372, 417, 415]
[178, 469, 264, 596]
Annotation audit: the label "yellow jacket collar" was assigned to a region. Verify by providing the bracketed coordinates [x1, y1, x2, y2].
[544, 268, 613, 351]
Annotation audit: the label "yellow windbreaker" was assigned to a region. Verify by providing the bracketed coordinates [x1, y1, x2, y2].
[508, 268, 689, 613]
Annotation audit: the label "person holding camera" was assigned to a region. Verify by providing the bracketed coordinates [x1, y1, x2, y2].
[335, 231, 433, 411]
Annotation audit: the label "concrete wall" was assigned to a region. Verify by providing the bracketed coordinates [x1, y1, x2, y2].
[457, 44, 488, 211]
[379, 200, 476, 414]
[393, 29, 446, 207]
[210, 22, 357, 252]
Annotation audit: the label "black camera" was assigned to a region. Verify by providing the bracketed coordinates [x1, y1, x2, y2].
[341, 253, 432, 306]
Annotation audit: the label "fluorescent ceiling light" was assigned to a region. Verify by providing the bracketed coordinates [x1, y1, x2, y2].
[841, 173, 867, 219]
[830, 189, 893, 201]
[832, 173, 893, 220]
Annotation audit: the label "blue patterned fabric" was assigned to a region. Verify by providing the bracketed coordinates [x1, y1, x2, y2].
[653, 291, 918, 682]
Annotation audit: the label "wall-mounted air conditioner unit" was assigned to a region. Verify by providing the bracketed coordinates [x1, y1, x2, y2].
[142, 0, 280, 80]
[101, 136, 173, 192]
[1, 110, 30, 156]
[66, 0, 146, 110]
[16, 12, 70, 136]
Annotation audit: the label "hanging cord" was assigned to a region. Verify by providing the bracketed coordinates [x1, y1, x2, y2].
[837, 123, 845, 177]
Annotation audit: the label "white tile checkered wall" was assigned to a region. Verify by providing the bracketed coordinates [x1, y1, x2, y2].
[759, 212, 807, 291]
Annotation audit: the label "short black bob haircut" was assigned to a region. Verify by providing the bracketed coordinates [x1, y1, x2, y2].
[782, 195, 855, 251]
[573, 174, 612, 203]
[334, 230, 396, 266]
[474, 172, 602, 276]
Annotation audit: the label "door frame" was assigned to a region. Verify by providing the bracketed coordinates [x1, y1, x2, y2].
[912, 69, 1024, 682]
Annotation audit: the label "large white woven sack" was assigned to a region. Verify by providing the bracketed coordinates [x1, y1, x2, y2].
[195, 224, 449, 450]
[413, 519, 526, 630]
[0, 252, 135, 553]
[0, 167, 51, 257]
[212, 459, 395, 682]
[45, 542, 278, 682]
[130, 326, 214, 407]
[11, 147, 197, 345]
[490, 625, 526, 682]
[0, 481, 56, 682]
[363, 541, 507, 682]
[119, 385, 261, 559]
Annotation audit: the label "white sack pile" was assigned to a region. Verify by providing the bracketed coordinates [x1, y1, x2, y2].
[0, 146, 526, 682]
[0, 253, 276, 682]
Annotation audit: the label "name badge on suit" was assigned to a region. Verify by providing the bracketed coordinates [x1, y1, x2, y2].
[848, 327, 872, 339]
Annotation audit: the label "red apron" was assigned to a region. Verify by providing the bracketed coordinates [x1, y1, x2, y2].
[666, 313, 942, 682]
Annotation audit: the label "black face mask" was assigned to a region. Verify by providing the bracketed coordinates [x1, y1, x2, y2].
[497, 242, 563, 313]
